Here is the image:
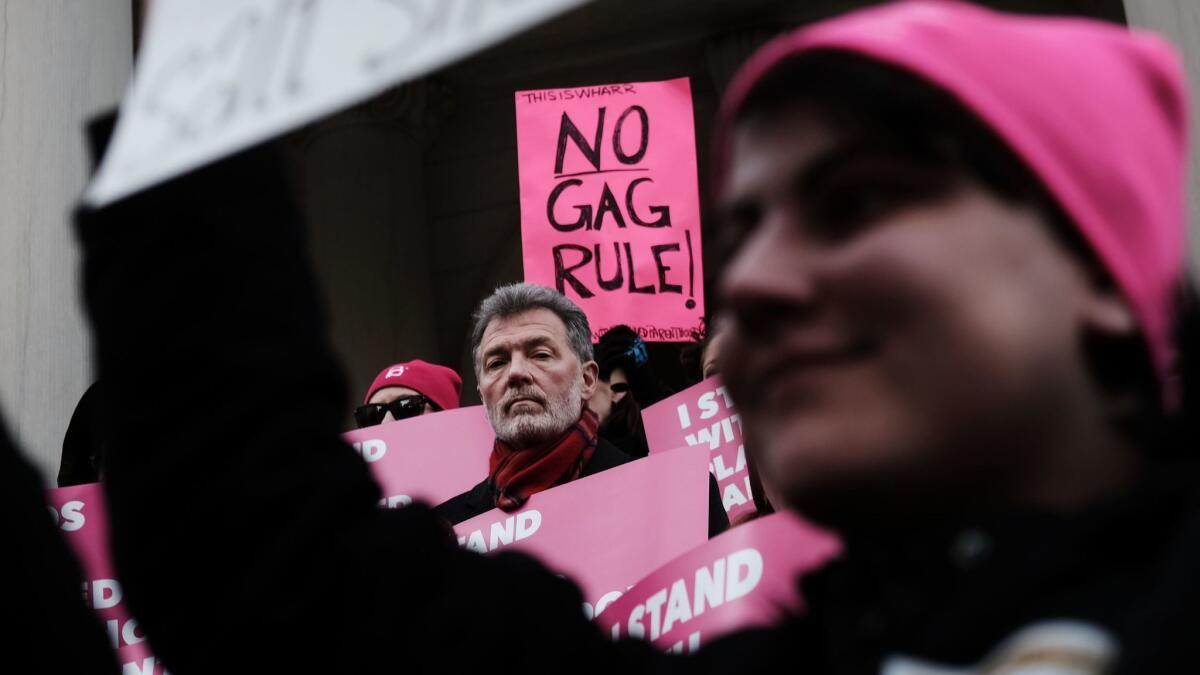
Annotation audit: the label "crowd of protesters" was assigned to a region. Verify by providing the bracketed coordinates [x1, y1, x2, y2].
[5, 1, 1200, 673]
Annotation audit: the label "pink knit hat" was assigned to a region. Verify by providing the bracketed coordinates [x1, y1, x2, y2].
[716, 0, 1188, 404]
[363, 359, 462, 411]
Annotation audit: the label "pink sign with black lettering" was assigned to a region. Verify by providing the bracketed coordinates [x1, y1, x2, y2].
[642, 376, 755, 521]
[595, 512, 841, 653]
[515, 77, 705, 341]
[343, 405, 495, 508]
[46, 483, 166, 674]
[454, 445, 711, 619]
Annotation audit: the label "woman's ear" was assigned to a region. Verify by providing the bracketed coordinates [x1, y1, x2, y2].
[1079, 285, 1158, 427]
[1083, 287, 1137, 338]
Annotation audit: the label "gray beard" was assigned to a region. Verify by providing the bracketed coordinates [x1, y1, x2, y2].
[488, 377, 583, 448]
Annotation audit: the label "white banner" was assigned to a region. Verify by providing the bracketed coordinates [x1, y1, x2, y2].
[87, 0, 591, 206]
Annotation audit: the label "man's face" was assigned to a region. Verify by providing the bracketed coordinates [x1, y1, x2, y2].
[719, 105, 1113, 520]
[478, 308, 598, 446]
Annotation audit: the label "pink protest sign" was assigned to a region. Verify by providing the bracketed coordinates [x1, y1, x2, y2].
[454, 445, 710, 618]
[515, 78, 705, 341]
[595, 512, 841, 654]
[342, 405, 495, 509]
[46, 483, 166, 674]
[642, 376, 755, 521]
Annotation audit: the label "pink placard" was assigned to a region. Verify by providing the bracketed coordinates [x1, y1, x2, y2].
[342, 405, 495, 509]
[641, 376, 755, 521]
[454, 445, 710, 618]
[595, 512, 841, 654]
[46, 483, 166, 674]
[515, 78, 705, 341]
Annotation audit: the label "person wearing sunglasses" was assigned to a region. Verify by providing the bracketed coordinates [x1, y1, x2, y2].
[589, 325, 658, 459]
[355, 359, 462, 429]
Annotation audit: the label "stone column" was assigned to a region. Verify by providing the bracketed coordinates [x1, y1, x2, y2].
[1124, 0, 1200, 271]
[287, 82, 449, 411]
[0, 0, 132, 479]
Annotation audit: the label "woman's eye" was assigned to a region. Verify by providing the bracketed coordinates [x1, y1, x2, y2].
[805, 158, 957, 239]
[718, 203, 762, 260]
[807, 172, 944, 241]
[820, 182, 900, 226]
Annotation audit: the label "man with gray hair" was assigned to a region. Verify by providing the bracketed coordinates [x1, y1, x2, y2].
[434, 282, 635, 524]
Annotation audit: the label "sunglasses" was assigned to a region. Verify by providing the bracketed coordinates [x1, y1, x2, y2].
[354, 395, 437, 428]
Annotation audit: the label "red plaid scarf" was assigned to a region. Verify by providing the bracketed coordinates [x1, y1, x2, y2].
[487, 407, 599, 512]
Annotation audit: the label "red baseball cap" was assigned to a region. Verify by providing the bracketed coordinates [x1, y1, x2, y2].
[363, 359, 462, 411]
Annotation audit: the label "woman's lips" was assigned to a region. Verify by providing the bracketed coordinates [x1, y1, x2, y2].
[754, 340, 875, 402]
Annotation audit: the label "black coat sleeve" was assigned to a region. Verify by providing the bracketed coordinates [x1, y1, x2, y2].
[708, 475, 731, 538]
[76, 141, 673, 674]
[0, 422, 118, 674]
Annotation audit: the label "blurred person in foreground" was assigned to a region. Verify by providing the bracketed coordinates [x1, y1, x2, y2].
[80, 2, 1199, 673]
[58, 382, 106, 486]
[354, 359, 461, 428]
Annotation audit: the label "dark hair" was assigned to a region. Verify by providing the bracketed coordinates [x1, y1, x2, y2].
[603, 389, 648, 456]
[734, 50, 1195, 453]
[59, 382, 104, 487]
[678, 324, 708, 386]
[594, 326, 648, 381]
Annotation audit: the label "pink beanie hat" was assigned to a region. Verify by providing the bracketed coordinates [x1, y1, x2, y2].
[363, 359, 462, 411]
[716, 0, 1189, 403]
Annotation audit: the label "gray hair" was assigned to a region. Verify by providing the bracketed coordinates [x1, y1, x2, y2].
[471, 283, 594, 374]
